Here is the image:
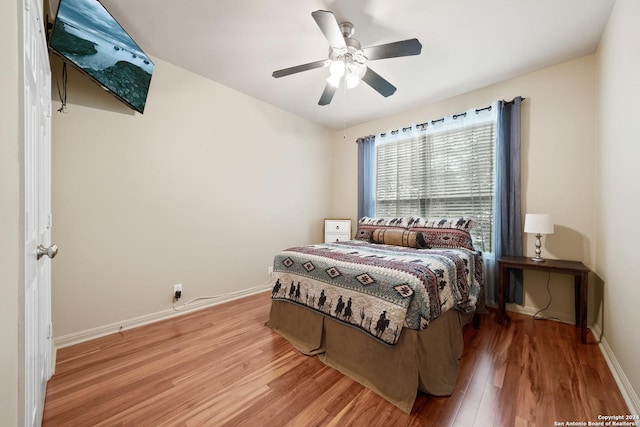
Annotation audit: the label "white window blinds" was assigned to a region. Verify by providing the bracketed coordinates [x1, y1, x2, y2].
[375, 107, 497, 251]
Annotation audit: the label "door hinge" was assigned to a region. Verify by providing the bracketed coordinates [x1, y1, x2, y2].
[47, 212, 53, 229]
[47, 323, 52, 339]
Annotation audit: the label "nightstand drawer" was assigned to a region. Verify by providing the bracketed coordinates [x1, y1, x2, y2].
[324, 219, 352, 243]
[325, 232, 351, 243]
[325, 220, 350, 233]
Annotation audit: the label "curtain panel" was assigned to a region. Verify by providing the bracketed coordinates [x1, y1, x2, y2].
[356, 135, 376, 220]
[494, 96, 524, 304]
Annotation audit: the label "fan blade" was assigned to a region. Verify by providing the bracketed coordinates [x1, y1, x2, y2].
[364, 38, 422, 61]
[272, 59, 327, 78]
[318, 83, 337, 105]
[312, 10, 346, 48]
[362, 67, 397, 97]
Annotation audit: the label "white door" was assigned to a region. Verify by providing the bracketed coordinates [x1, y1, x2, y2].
[23, 0, 54, 425]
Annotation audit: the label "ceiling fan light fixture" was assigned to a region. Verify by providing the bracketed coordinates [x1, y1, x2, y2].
[346, 61, 366, 88]
[327, 56, 345, 88]
[327, 47, 367, 89]
[345, 73, 361, 89]
[328, 57, 345, 78]
[326, 73, 342, 88]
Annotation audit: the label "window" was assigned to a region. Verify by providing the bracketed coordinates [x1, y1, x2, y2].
[374, 108, 497, 251]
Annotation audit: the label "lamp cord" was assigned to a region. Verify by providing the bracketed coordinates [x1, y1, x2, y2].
[532, 272, 561, 322]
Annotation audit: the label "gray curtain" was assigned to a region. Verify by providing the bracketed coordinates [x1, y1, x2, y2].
[357, 135, 376, 220]
[494, 97, 524, 304]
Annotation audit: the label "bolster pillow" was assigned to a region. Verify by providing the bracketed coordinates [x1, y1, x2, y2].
[371, 228, 428, 249]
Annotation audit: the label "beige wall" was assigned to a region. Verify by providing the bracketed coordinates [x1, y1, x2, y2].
[596, 0, 640, 412]
[51, 56, 333, 338]
[0, 1, 21, 425]
[331, 55, 597, 323]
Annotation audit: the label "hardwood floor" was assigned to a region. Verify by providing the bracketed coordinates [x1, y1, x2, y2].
[43, 291, 630, 426]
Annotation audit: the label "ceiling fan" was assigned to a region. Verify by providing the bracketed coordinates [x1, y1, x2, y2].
[272, 10, 422, 106]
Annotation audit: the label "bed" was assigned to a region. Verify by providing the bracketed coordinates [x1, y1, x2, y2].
[265, 216, 484, 413]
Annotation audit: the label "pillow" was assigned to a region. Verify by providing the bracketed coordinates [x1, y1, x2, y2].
[407, 216, 476, 250]
[355, 217, 408, 242]
[408, 216, 477, 231]
[407, 217, 477, 231]
[371, 228, 428, 249]
[410, 228, 474, 250]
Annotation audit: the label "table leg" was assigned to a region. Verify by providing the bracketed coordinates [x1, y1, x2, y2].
[574, 275, 581, 327]
[498, 263, 507, 324]
[579, 271, 588, 344]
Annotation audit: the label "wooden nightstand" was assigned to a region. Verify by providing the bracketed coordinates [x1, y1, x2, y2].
[497, 256, 591, 344]
[324, 219, 351, 243]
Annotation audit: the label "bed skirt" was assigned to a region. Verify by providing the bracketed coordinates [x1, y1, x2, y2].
[265, 300, 473, 413]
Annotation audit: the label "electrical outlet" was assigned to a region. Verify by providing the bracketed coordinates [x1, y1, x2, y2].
[268, 266, 274, 276]
[173, 283, 182, 300]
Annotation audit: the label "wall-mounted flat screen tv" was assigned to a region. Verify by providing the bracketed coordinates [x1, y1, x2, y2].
[48, 0, 154, 113]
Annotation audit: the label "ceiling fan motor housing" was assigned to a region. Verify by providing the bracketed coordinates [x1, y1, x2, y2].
[339, 21, 355, 38]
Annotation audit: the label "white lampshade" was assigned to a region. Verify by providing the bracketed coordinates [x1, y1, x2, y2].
[524, 214, 554, 234]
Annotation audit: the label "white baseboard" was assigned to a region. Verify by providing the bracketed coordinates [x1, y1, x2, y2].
[53, 285, 271, 350]
[591, 323, 640, 415]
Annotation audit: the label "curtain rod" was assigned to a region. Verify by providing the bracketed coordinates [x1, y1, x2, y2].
[378, 97, 525, 138]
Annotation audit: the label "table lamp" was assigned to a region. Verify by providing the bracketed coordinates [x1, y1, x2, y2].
[524, 213, 554, 262]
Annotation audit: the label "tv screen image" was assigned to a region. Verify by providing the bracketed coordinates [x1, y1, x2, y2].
[49, 0, 154, 113]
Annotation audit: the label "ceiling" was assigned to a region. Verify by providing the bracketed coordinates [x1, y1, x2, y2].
[50, 0, 615, 130]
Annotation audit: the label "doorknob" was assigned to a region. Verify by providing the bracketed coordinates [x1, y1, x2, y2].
[37, 244, 58, 260]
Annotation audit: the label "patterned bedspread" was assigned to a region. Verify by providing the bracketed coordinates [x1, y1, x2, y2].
[270, 240, 483, 345]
